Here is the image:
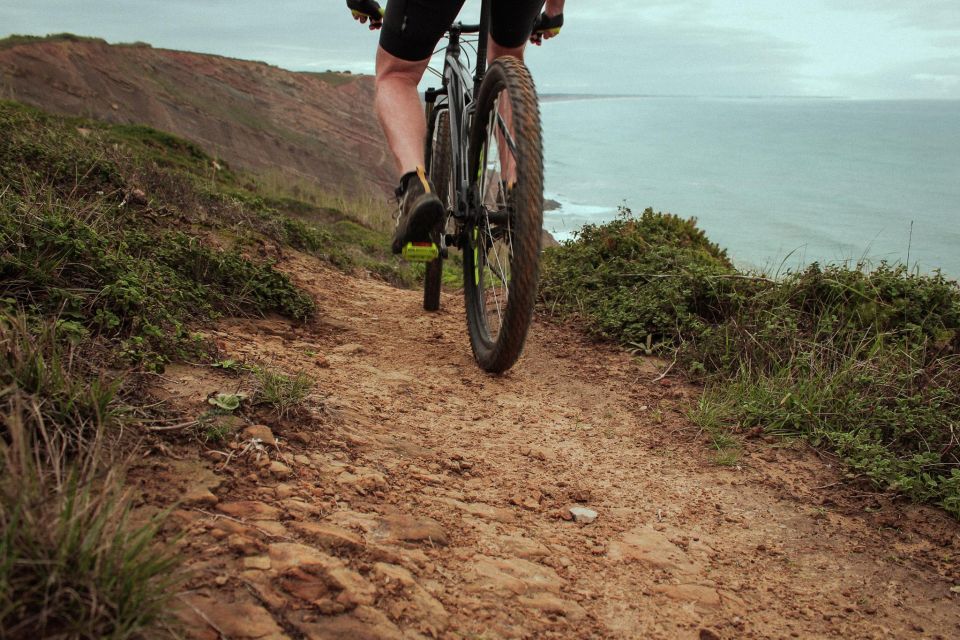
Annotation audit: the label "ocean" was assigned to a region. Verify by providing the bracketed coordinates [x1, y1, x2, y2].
[539, 97, 960, 277]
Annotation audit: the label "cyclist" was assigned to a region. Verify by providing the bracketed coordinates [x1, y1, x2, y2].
[346, 0, 565, 255]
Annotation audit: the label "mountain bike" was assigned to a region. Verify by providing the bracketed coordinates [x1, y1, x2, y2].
[421, 0, 545, 374]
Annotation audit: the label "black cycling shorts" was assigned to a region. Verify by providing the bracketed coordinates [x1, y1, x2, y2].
[380, 0, 543, 61]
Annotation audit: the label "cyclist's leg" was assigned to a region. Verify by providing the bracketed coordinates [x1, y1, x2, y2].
[375, 50, 430, 175]
[376, 0, 466, 175]
[488, 0, 542, 62]
[487, 0, 542, 184]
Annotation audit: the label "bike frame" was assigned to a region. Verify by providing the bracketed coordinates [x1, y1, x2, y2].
[423, 0, 492, 251]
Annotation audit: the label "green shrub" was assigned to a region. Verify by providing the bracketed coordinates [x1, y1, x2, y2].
[541, 206, 960, 516]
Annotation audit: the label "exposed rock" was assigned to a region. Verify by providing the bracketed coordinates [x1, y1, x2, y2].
[291, 521, 365, 552]
[183, 487, 218, 507]
[518, 593, 588, 621]
[269, 461, 293, 478]
[290, 607, 404, 640]
[242, 425, 276, 446]
[441, 498, 517, 523]
[179, 593, 287, 639]
[498, 535, 551, 560]
[336, 469, 387, 493]
[607, 526, 698, 574]
[376, 513, 449, 546]
[227, 534, 262, 555]
[251, 520, 288, 537]
[268, 542, 332, 571]
[373, 562, 449, 634]
[244, 555, 272, 570]
[520, 445, 554, 461]
[466, 555, 565, 596]
[274, 483, 296, 499]
[568, 506, 598, 524]
[283, 498, 322, 516]
[654, 584, 722, 607]
[269, 543, 376, 607]
[327, 510, 381, 533]
[218, 501, 281, 521]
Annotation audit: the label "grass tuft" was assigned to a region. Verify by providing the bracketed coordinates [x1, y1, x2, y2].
[252, 366, 315, 418]
[0, 313, 178, 637]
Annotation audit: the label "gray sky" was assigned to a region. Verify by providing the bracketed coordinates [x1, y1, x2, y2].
[2, 0, 958, 98]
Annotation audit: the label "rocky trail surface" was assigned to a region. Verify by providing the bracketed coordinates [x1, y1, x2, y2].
[141, 251, 960, 639]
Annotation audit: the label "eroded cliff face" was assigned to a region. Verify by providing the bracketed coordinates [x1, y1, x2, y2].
[0, 38, 394, 197]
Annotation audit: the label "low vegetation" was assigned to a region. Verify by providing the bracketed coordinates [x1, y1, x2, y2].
[0, 98, 411, 633]
[252, 365, 315, 419]
[0, 314, 179, 637]
[541, 207, 960, 517]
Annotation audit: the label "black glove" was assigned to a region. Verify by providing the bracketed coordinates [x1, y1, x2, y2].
[347, 0, 384, 29]
[530, 12, 563, 45]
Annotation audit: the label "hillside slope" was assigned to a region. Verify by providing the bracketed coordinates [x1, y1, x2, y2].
[0, 35, 394, 197]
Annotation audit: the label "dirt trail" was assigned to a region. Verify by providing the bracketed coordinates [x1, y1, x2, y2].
[146, 252, 960, 640]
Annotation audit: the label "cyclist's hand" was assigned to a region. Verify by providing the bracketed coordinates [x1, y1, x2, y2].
[347, 0, 384, 30]
[530, 12, 563, 46]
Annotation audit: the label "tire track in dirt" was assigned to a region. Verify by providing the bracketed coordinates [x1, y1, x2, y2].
[146, 252, 960, 639]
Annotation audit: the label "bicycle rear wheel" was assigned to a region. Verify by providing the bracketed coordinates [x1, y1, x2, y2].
[462, 57, 544, 373]
[423, 108, 452, 311]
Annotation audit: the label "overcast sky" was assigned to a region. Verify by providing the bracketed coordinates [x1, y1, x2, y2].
[2, 0, 958, 98]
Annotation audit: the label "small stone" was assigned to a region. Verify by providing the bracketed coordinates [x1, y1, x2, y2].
[209, 528, 228, 540]
[269, 461, 293, 478]
[227, 534, 261, 555]
[275, 484, 296, 499]
[244, 555, 272, 570]
[291, 522, 365, 552]
[316, 354, 331, 368]
[218, 501, 281, 520]
[294, 454, 311, 466]
[183, 488, 218, 507]
[568, 488, 592, 503]
[699, 629, 722, 640]
[568, 506, 598, 524]
[214, 575, 229, 586]
[242, 425, 276, 446]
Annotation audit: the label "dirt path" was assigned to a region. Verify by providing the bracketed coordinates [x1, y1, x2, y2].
[145, 252, 960, 640]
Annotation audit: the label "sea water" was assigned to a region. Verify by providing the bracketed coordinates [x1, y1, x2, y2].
[540, 97, 960, 277]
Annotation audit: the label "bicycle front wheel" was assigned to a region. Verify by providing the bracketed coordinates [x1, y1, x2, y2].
[462, 57, 544, 373]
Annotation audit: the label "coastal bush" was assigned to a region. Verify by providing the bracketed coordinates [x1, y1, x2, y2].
[541, 206, 960, 516]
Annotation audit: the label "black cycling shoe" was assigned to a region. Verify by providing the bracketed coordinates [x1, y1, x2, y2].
[391, 167, 444, 257]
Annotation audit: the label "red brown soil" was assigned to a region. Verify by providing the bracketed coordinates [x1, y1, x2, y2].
[138, 251, 960, 639]
[0, 39, 394, 196]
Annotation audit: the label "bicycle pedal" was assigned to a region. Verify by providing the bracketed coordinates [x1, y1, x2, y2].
[401, 241, 440, 263]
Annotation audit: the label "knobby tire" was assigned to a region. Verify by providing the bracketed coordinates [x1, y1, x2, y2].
[462, 57, 544, 373]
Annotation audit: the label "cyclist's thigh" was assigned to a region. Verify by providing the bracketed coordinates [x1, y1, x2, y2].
[380, 0, 466, 62]
[490, 0, 542, 48]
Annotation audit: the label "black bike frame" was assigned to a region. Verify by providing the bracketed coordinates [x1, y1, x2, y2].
[424, 0, 492, 240]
